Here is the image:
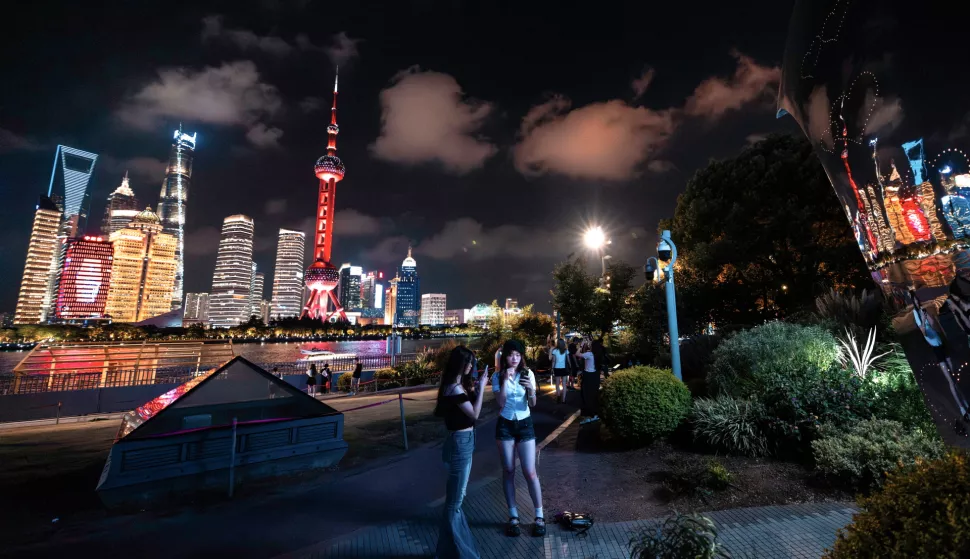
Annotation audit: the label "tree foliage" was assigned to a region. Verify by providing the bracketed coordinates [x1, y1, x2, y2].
[661, 134, 870, 327]
[551, 258, 637, 338]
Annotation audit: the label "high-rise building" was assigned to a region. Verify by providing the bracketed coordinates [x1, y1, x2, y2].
[270, 228, 306, 319]
[250, 268, 265, 319]
[14, 196, 63, 324]
[48, 145, 98, 237]
[444, 309, 469, 326]
[420, 293, 446, 326]
[54, 236, 113, 320]
[374, 281, 385, 311]
[259, 300, 272, 325]
[505, 298, 518, 310]
[338, 264, 363, 310]
[303, 72, 347, 321]
[105, 208, 178, 322]
[183, 292, 210, 325]
[101, 172, 139, 237]
[156, 126, 197, 311]
[209, 215, 255, 328]
[395, 247, 421, 327]
[384, 275, 398, 326]
[360, 271, 379, 309]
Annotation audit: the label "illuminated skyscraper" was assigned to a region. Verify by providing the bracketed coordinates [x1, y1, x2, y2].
[105, 208, 178, 323]
[102, 172, 140, 236]
[250, 268, 265, 319]
[420, 294, 446, 325]
[395, 247, 421, 327]
[303, 72, 347, 321]
[209, 215, 255, 328]
[183, 292, 210, 325]
[259, 300, 272, 325]
[270, 228, 306, 319]
[14, 196, 63, 324]
[338, 264, 363, 310]
[384, 275, 398, 326]
[55, 236, 113, 320]
[156, 126, 197, 311]
[48, 145, 98, 237]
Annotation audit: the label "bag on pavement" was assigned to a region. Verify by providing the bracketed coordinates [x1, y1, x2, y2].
[555, 511, 594, 537]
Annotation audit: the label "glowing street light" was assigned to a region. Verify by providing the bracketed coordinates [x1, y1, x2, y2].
[584, 226, 608, 250]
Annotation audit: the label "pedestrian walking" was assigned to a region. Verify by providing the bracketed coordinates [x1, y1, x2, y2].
[351, 358, 363, 395]
[566, 339, 580, 390]
[578, 341, 600, 424]
[306, 363, 318, 396]
[550, 339, 570, 404]
[492, 339, 545, 538]
[320, 364, 331, 395]
[433, 346, 489, 559]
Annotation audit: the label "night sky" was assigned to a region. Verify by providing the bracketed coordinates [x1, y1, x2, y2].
[0, 0, 800, 313]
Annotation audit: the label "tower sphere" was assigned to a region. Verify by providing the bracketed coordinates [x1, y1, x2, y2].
[305, 260, 339, 292]
[315, 154, 346, 182]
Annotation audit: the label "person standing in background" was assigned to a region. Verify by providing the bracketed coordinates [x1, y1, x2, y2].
[306, 363, 318, 396]
[578, 341, 600, 424]
[550, 339, 570, 404]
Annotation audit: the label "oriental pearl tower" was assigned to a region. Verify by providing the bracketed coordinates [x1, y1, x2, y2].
[301, 71, 348, 321]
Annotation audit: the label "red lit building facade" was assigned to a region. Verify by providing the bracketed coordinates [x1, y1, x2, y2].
[55, 236, 113, 320]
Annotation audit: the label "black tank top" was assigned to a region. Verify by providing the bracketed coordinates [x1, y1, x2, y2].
[441, 393, 475, 431]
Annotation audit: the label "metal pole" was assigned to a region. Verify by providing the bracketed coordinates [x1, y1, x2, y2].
[662, 230, 682, 381]
[228, 417, 238, 497]
[56, 401, 61, 425]
[398, 393, 408, 450]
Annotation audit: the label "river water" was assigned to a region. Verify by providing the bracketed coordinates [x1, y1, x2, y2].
[0, 338, 459, 374]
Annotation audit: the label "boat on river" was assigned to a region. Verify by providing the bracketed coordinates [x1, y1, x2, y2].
[299, 349, 357, 361]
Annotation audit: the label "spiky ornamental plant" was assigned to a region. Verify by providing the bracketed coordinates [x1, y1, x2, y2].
[837, 327, 889, 379]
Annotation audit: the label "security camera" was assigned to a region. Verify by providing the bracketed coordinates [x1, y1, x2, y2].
[658, 239, 672, 262]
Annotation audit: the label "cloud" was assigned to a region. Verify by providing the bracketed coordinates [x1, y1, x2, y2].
[100, 155, 168, 183]
[631, 67, 656, 101]
[685, 50, 781, 119]
[418, 218, 560, 260]
[265, 199, 287, 215]
[201, 15, 292, 56]
[513, 96, 676, 180]
[324, 32, 362, 66]
[361, 236, 412, 265]
[245, 123, 284, 148]
[647, 160, 676, 173]
[371, 67, 497, 173]
[0, 128, 43, 152]
[300, 96, 324, 113]
[116, 60, 282, 131]
[806, 85, 833, 149]
[334, 209, 382, 236]
[183, 226, 222, 256]
[862, 93, 904, 136]
[746, 133, 769, 145]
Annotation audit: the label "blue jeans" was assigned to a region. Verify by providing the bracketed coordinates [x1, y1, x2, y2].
[436, 429, 480, 559]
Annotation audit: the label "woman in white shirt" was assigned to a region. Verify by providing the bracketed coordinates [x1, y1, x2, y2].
[491, 339, 545, 538]
[577, 341, 600, 424]
[550, 338, 570, 404]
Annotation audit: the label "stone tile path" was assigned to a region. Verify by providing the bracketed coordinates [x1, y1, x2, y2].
[279, 469, 857, 559]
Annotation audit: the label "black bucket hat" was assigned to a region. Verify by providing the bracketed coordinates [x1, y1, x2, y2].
[501, 339, 526, 356]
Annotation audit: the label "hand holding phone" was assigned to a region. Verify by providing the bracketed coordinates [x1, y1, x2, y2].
[478, 365, 489, 388]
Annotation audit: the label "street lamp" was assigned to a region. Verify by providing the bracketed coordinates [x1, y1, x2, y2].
[645, 230, 682, 381]
[601, 254, 612, 281]
[584, 226, 607, 250]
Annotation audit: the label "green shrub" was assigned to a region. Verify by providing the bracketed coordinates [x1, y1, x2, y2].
[394, 360, 431, 385]
[811, 419, 944, 491]
[601, 367, 691, 444]
[707, 321, 840, 397]
[865, 345, 935, 433]
[336, 372, 352, 392]
[428, 339, 460, 374]
[629, 513, 729, 559]
[679, 334, 722, 396]
[661, 455, 734, 498]
[825, 452, 970, 558]
[691, 395, 767, 456]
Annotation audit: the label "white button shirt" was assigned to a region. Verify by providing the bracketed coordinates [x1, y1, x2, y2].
[491, 369, 536, 421]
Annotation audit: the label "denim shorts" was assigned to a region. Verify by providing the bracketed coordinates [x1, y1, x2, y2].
[495, 415, 536, 443]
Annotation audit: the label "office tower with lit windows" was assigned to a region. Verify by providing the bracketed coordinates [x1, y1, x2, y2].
[384, 275, 398, 326]
[102, 172, 139, 236]
[270, 228, 306, 319]
[338, 264, 363, 311]
[105, 208, 178, 323]
[360, 271, 376, 309]
[208, 215, 254, 328]
[505, 298, 518, 310]
[54, 236, 113, 320]
[156, 126, 197, 311]
[49, 145, 98, 237]
[259, 300, 272, 325]
[250, 267, 265, 319]
[395, 247, 421, 327]
[14, 196, 63, 324]
[183, 292, 210, 325]
[420, 294, 446, 326]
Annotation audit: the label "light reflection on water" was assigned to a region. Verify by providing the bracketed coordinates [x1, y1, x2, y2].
[0, 338, 459, 374]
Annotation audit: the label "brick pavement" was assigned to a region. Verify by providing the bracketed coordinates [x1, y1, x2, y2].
[279, 468, 857, 559]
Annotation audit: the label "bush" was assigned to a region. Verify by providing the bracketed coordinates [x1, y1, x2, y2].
[337, 372, 352, 392]
[811, 419, 945, 491]
[601, 367, 691, 444]
[629, 513, 729, 559]
[679, 334, 723, 396]
[865, 345, 935, 433]
[825, 452, 970, 558]
[427, 339, 460, 374]
[707, 321, 840, 397]
[661, 455, 734, 499]
[691, 395, 768, 457]
[394, 360, 431, 385]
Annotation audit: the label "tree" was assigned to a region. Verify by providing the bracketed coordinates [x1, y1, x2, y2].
[511, 310, 555, 360]
[551, 259, 599, 335]
[662, 134, 869, 327]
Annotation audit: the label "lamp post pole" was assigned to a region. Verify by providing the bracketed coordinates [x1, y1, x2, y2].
[660, 230, 682, 381]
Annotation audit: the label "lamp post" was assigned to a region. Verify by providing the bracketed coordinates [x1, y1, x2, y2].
[646, 230, 682, 381]
[601, 254, 612, 280]
[584, 226, 612, 287]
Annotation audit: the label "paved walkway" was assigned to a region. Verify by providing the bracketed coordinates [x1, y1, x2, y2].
[281, 467, 856, 559]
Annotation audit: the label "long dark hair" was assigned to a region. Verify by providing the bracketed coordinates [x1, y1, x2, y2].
[434, 346, 477, 417]
[500, 339, 528, 374]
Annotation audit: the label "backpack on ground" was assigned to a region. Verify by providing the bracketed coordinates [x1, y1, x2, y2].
[555, 511, 594, 537]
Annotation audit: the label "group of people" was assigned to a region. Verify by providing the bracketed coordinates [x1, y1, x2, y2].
[303, 359, 364, 396]
[433, 339, 545, 559]
[548, 336, 607, 424]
